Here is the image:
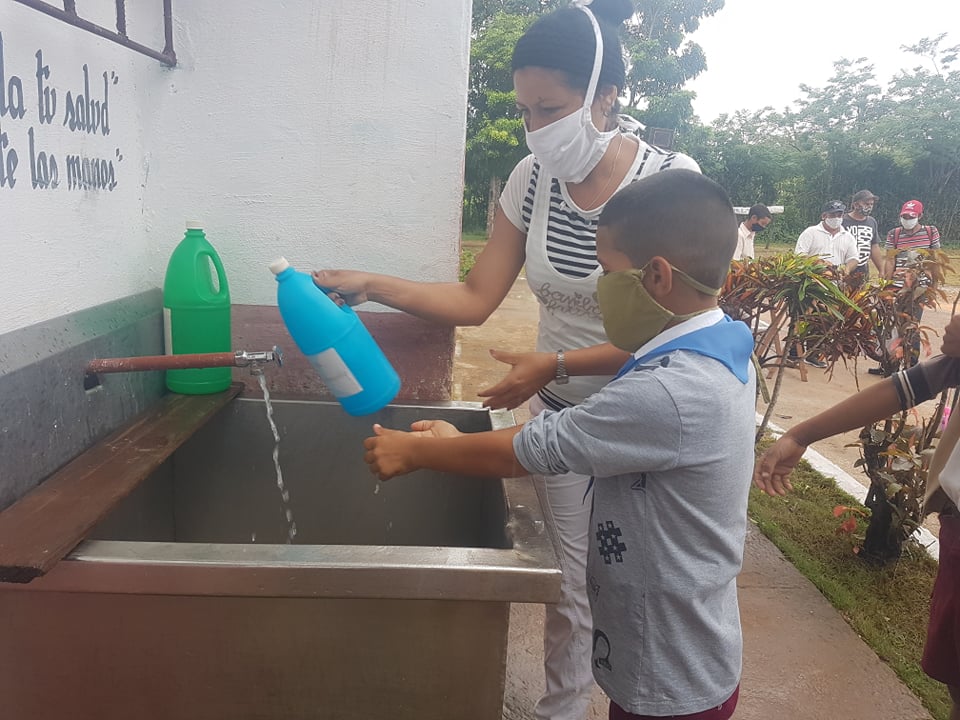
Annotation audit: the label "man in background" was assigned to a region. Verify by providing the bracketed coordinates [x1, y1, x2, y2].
[843, 189, 883, 283]
[876, 199, 942, 372]
[795, 200, 858, 274]
[734, 204, 772, 260]
[792, 200, 858, 369]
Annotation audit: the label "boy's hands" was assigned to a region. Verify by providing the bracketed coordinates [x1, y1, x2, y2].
[753, 434, 805, 496]
[363, 420, 461, 481]
[408, 419, 461, 438]
[478, 349, 555, 410]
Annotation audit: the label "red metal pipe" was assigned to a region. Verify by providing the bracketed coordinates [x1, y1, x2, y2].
[86, 352, 238, 374]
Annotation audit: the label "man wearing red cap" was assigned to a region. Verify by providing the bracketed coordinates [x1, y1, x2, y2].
[881, 199, 941, 368]
[883, 200, 940, 282]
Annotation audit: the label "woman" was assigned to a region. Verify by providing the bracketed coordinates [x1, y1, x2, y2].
[313, 2, 699, 717]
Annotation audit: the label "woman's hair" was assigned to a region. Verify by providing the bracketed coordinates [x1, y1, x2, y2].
[511, 0, 634, 94]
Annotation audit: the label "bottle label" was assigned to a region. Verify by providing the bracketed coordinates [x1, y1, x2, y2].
[163, 308, 173, 355]
[307, 348, 363, 398]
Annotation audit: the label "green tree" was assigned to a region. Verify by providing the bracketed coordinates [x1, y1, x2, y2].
[873, 34, 960, 243]
[624, 0, 724, 132]
[464, 12, 534, 233]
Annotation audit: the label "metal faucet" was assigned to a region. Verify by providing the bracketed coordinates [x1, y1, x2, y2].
[85, 346, 284, 378]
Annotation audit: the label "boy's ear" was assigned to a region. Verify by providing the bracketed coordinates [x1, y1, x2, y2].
[645, 256, 673, 297]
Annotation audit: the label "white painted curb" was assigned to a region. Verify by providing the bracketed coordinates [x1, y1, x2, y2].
[758, 414, 940, 562]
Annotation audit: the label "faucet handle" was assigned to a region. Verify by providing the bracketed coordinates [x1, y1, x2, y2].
[234, 346, 284, 372]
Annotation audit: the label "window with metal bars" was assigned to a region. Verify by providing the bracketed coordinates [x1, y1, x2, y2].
[12, 0, 176, 67]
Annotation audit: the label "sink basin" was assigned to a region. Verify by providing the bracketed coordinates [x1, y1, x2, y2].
[0, 398, 560, 720]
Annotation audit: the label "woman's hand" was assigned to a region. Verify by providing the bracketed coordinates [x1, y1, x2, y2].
[477, 350, 556, 410]
[311, 269, 372, 307]
[753, 434, 806, 496]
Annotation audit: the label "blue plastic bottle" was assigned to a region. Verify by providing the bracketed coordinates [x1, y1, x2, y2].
[270, 257, 400, 416]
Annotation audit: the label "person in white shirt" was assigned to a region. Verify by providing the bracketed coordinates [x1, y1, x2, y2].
[794, 200, 858, 272]
[789, 200, 858, 368]
[734, 204, 772, 260]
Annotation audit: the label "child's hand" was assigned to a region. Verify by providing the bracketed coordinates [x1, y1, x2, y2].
[363, 424, 420, 481]
[478, 350, 555, 410]
[753, 435, 805, 496]
[409, 419, 461, 438]
[943, 316, 960, 358]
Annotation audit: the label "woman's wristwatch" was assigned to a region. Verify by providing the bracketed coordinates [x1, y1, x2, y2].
[555, 350, 570, 385]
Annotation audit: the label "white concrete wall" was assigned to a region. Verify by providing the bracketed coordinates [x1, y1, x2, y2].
[0, 1, 471, 336]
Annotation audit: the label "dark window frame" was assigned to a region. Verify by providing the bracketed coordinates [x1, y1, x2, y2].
[13, 0, 176, 67]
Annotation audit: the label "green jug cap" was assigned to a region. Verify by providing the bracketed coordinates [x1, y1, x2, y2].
[185, 220, 203, 230]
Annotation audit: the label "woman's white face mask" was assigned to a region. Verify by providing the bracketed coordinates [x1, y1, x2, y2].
[522, 7, 618, 183]
[901, 217, 920, 230]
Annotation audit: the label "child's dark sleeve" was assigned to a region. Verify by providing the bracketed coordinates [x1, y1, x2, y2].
[892, 355, 960, 410]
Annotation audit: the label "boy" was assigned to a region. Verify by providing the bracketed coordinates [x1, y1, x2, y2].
[755, 317, 960, 720]
[364, 170, 757, 719]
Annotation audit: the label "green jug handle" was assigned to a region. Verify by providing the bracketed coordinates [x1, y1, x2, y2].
[196, 250, 229, 301]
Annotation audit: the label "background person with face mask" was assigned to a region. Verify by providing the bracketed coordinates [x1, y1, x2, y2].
[884, 199, 941, 283]
[842, 189, 883, 281]
[311, 1, 700, 717]
[789, 200, 858, 368]
[734, 203, 772, 260]
[880, 199, 941, 369]
[794, 200, 859, 274]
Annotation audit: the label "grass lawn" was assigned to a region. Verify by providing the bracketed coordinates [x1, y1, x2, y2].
[750, 440, 950, 720]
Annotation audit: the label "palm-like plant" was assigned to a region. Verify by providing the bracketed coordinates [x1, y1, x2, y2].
[724, 249, 954, 565]
[721, 253, 859, 440]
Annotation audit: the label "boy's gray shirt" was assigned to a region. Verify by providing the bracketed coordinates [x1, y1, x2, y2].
[514, 348, 755, 715]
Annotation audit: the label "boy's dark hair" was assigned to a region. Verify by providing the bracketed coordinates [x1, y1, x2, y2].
[748, 203, 771, 220]
[598, 170, 738, 289]
[511, 0, 634, 94]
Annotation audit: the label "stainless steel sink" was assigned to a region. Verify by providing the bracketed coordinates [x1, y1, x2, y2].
[0, 398, 561, 720]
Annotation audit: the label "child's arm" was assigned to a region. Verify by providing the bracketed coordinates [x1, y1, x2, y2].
[754, 380, 902, 496]
[755, 348, 960, 497]
[364, 423, 529, 481]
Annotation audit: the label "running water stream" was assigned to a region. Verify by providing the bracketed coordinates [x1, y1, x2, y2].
[256, 373, 297, 543]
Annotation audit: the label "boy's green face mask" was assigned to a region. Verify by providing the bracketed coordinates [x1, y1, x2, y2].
[596, 264, 721, 353]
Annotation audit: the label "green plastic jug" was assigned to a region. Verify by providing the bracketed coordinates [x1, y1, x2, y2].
[163, 221, 232, 394]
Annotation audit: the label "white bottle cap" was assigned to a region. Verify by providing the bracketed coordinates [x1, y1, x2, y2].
[185, 220, 203, 230]
[269, 257, 290, 275]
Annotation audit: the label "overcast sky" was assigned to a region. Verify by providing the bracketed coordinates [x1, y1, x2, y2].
[685, 0, 960, 122]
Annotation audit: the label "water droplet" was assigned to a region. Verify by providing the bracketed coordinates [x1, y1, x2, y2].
[374, 483, 381, 495]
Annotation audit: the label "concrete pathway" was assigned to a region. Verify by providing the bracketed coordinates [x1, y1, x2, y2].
[450, 277, 933, 720]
